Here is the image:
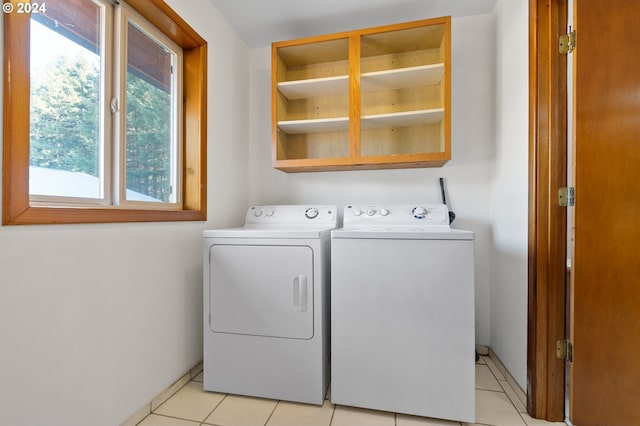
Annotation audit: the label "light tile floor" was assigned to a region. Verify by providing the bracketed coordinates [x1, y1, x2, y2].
[136, 356, 566, 426]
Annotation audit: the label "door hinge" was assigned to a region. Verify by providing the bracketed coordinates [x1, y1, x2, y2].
[559, 29, 576, 54]
[557, 339, 574, 362]
[559, 187, 575, 207]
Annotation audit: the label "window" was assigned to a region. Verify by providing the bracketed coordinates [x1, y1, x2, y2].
[3, 0, 207, 224]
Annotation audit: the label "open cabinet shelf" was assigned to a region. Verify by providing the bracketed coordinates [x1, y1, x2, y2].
[272, 16, 451, 172]
[277, 117, 349, 134]
[277, 75, 349, 99]
[361, 64, 444, 92]
[361, 108, 444, 129]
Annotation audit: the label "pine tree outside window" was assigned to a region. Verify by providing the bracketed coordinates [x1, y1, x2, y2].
[29, 0, 182, 208]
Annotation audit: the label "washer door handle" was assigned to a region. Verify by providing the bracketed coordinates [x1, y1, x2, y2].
[293, 275, 308, 312]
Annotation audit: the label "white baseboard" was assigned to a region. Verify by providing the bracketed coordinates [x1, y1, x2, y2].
[120, 361, 203, 426]
[488, 348, 526, 407]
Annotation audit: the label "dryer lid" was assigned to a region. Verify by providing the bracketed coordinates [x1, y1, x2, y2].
[204, 225, 334, 239]
[203, 205, 337, 239]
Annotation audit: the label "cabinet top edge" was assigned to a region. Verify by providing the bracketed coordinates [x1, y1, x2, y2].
[271, 15, 451, 48]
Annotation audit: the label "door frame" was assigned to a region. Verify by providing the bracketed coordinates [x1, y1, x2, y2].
[527, 0, 568, 421]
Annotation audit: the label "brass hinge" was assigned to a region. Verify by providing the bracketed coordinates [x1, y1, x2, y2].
[559, 187, 575, 207]
[560, 29, 576, 54]
[557, 340, 574, 362]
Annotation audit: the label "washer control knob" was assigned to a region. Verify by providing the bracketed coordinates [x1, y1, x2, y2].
[352, 208, 363, 216]
[305, 207, 319, 219]
[366, 208, 377, 216]
[253, 208, 263, 217]
[380, 208, 390, 216]
[412, 206, 428, 219]
[265, 209, 275, 217]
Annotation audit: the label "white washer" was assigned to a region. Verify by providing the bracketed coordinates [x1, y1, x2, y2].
[203, 205, 336, 405]
[331, 204, 475, 423]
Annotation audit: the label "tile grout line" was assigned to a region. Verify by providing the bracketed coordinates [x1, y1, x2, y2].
[481, 388, 512, 394]
[262, 400, 280, 426]
[126, 361, 203, 425]
[482, 354, 530, 409]
[516, 410, 528, 426]
[141, 412, 199, 424]
[198, 393, 229, 426]
[497, 379, 527, 414]
[135, 377, 193, 425]
[482, 356, 506, 383]
[477, 356, 528, 426]
[153, 379, 191, 412]
[133, 353, 539, 426]
[328, 402, 337, 426]
[488, 350, 527, 408]
[477, 355, 563, 426]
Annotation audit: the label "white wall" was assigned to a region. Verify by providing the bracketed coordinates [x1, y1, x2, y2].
[253, 0, 531, 395]
[0, 3, 531, 424]
[489, 0, 529, 389]
[0, 0, 250, 425]
[248, 14, 497, 347]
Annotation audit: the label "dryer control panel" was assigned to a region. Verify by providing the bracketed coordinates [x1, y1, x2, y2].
[246, 205, 337, 226]
[343, 204, 450, 228]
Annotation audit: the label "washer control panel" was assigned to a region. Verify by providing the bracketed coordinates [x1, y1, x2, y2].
[246, 205, 336, 225]
[344, 204, 450, 227]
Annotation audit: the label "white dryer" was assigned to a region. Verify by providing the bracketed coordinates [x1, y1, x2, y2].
[203, 205, 336, 405]
[331, 204, 475, 423]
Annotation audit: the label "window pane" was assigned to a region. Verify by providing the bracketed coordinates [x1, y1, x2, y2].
[125, 22, 176, 203]
[29, 0, 104, 199]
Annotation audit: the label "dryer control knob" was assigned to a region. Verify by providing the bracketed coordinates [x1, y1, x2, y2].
[253, 208, 263, 217]
[366, 208, 377, 216]
[412, 206, 427, 219]
[353, 209, 363, 216]
[265, 209, 275, 217]
[380, 208, 390, 216]
[305, 207, 319, 219]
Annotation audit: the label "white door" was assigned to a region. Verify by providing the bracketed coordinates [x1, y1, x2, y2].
[209, 244, 314, 340]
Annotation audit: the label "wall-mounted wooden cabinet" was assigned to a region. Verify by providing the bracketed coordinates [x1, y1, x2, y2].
[272, 17, 450, 172]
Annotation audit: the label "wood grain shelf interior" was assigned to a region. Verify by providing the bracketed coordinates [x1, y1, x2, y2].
[272, 17, 450, 171]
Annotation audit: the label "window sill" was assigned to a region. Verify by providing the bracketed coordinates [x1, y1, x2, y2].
[4, 206, 205, 225]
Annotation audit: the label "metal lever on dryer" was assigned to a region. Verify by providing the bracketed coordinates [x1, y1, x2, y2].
[293, 275, 308, 312]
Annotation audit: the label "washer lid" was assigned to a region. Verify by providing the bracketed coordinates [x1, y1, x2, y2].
[331, 227, 474, 240]
[342, 204, 451, 227]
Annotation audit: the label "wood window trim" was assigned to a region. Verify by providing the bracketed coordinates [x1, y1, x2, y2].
[527, 0, 567, 421]
[2, 0, 207, 225]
